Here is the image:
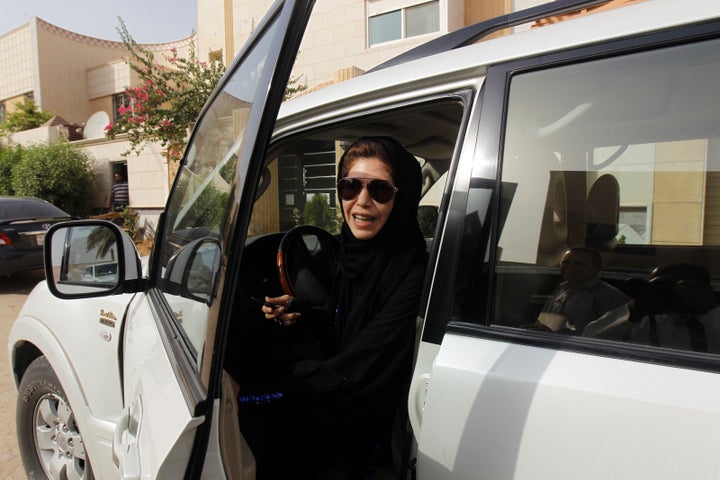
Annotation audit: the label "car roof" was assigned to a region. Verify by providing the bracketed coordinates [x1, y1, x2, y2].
[276, 0, 719, 134]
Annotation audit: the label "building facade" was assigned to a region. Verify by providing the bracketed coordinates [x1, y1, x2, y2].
[0, 18, 194, 235]
[198, 0, 521, 90]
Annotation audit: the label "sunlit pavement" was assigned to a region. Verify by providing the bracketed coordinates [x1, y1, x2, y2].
[0, 269, 46, 480]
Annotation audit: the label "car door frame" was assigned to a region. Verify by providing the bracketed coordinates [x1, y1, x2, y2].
[192, 0, 316, 474]
[119, 0, 316, 477]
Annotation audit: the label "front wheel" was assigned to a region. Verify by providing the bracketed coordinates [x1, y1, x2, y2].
[16, 356, 93, 480]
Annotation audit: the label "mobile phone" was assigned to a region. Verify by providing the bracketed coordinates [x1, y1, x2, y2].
[250, 296, 281, 309]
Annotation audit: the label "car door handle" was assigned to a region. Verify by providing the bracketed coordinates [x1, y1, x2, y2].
[408, 372, 431, 436]
[112, 396, 143, 479]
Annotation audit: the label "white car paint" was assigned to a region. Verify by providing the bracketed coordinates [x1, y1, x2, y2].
[9, 283, 134, 478]
[416, 334, 720, 479]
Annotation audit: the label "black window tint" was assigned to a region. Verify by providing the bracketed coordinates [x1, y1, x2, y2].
[463, 38, 720, 355]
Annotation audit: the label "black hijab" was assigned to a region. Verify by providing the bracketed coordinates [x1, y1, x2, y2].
[333, 137, 426, 344]
[289, 137, 427, 403]
[336, 137, 425, 280]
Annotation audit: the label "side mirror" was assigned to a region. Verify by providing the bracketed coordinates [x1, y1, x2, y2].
[45, 220, 143, 298]
[163, 237, 221, 305]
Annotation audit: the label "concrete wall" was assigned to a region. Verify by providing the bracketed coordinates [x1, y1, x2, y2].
[8, 125, 62, 146]
[80, 137, 169, 210]
[0, 24, 34, 102]
[198, 0, 228, 63]
[81, 136, 169, 238]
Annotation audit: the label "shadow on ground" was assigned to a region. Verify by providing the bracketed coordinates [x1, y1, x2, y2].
[0, 270, 46, 295]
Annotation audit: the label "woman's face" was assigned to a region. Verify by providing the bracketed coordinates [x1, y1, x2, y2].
[342, 157, 395, 241]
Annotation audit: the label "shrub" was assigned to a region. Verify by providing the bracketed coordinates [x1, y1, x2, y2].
[0, 145, 22, 195]
[11, 143, 96, 217]
[0, 98, 53, 135]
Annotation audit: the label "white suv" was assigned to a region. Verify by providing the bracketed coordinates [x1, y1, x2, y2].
[9, 0, 720, 478]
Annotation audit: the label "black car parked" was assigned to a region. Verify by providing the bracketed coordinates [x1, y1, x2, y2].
[0, 197, 71, 276]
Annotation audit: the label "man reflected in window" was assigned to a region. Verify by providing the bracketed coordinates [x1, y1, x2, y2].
[537, 246, 628, 334]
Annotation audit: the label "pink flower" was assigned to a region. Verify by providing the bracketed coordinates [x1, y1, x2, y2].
[104, 123, 114, 132]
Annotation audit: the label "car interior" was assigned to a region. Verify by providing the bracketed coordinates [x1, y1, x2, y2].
[218, 98, 466, 477]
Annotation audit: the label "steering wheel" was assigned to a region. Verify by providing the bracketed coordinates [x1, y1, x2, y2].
[277, 225, 340, 306]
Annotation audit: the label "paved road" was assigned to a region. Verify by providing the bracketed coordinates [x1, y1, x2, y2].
[0, 269, 46, 480]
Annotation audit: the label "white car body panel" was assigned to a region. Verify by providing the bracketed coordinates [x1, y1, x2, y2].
[119, 292, 205, 478]
[8, 282, 134, 478]
[416, 334, 720, 479]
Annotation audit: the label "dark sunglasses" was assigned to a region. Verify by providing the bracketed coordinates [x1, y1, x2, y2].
[337, 177, 398, 204]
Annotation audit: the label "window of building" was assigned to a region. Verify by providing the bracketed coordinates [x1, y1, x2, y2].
[368, 0, 439, 46]
[112, 93, 132, 123]
[0, 102, 5, 123]
[618, 206, 648, 244]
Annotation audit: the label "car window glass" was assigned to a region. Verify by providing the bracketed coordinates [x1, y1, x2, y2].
[457, 37, 720, 355]
[154, 17, 282, 362]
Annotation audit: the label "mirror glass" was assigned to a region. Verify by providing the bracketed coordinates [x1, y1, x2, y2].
[186, 240, 221, 303]
[49, 225, 120, 295]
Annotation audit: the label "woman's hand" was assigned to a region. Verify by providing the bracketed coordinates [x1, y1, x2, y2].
[262, 294, 302, 327]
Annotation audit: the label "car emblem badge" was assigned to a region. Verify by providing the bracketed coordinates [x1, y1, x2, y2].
[42, 223, 51, 230]
[99, 309, 117, 328]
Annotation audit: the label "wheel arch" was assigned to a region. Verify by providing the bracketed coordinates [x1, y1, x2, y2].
[9, 315, 114, 475]
[11, 340, 43, 387]
[9, 315, 93, 422]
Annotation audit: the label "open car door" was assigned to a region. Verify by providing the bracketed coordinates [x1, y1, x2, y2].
[112, 0, 315, 477]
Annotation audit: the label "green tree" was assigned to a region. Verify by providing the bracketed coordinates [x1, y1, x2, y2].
[11, 142, 96, 217]
[85, 226, 117, 260]
[0, 145, 23, 195]
[104, 19, 226, 161]
[0, 98, 53, 135]
[303, 193, 338, 233]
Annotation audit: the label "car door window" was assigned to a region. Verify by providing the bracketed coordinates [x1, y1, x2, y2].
[456, 37, 720, 355]
[152, 16, 285, 363]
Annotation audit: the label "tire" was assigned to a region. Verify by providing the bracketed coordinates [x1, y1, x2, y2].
[16, 356, 93, 480]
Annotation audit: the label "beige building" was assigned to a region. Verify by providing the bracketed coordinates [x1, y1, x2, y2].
[0, 17, 194, 235]
[198, 0, 531, 90]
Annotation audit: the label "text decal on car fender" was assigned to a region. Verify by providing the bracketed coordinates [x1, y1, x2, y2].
[99, 309, 117, 328]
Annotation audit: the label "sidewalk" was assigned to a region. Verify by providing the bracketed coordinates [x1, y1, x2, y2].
[0, 269, 46, 480]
